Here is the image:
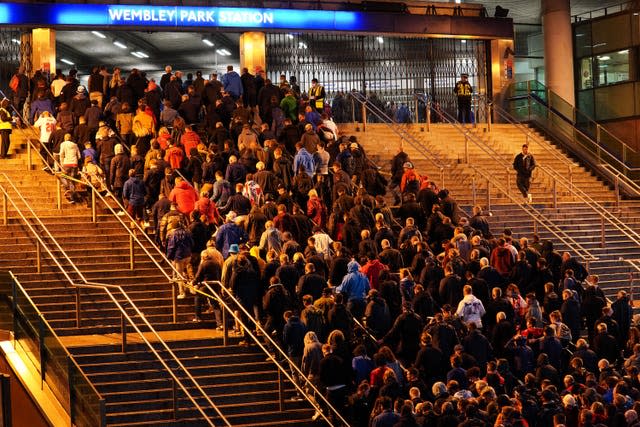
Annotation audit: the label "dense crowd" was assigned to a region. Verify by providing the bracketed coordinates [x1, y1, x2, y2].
[7, 64, 640, 427]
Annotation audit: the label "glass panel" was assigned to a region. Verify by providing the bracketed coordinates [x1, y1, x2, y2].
[69, 362, 103, 427]
[42, 325, 70, 412]
[594, 50, 630, 86]
[591, 14, 632, 55]
[574, 22, 593, 58]
[595, 83, 635, 120]
[577, 90, 595, 120]
[13, 285, 41, 373]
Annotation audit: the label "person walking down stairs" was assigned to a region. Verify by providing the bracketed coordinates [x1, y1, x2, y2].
[512, 143, 536, 204]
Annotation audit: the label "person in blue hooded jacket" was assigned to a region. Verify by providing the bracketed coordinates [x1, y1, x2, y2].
[335, 259, 370, 319]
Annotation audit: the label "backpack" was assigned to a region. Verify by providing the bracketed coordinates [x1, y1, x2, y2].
[303, 306, 325, 338]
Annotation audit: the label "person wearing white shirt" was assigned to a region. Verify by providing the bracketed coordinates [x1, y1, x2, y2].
[59, 133, 81, 193]
[456, 285, 486, 328]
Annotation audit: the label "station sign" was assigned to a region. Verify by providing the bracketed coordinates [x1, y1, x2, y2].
[0, 2, 367, 31]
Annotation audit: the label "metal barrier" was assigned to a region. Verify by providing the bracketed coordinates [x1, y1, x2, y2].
[0, 180, 230, 426]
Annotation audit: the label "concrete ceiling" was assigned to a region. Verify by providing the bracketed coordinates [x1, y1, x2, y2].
[53, 0, 626, 77]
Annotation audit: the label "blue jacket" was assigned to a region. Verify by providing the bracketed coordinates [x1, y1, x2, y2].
[215, 222, 248, 258]
[293, 148, 314, 178]
[122, 176, 146, 206]
[336, 260, 370, 302]
[282, 316, 307, 358]
[166, 228, 193, 261]
[222, 71, 243, 99]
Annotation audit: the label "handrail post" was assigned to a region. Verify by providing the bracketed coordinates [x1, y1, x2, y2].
[414, 97, 419, 124]
[361, 102, 367, 132]
[440, 168, 444, 189]
[56, 178, 62, 210]
[553, 178, 558, 209]
[222, 305, 228, 346]
[100, 398, 106, 427]
[527, 95, 531, 121]
[38, 316, 45, 388]
[426, 101, 431, 132]
[568, 165, 573, 188]
[27, 140, 32, 170]
[75, 287, 80, 328]
[172, 378, 178, 420]
[506, 169, 511, 195]
[2, 192, 6, 225]
[121, 313, 127, 353]
[464, 135, 469, 163]
[91, 187, 97, 223]
[472, 176, 477, 207]
[129, 233, 134, 270]
[596, 125, 602, 163]
[600, 217, 606, 248]
[487, 103, 492, 133]
[533, 219, 538, 235]
[36, 240, 41, 273]
[277, 368, 285, 412]
[171, 282, 177, 323]
[486, 179, 491, 211]
[615, 175, 620, 210]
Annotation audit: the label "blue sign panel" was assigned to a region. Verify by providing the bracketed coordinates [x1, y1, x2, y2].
[0, 2, 366, 31]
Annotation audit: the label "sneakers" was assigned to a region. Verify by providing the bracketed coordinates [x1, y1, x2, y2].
[527, 193, 533, 204]
[311, 411, 322, 421]
[177, 293, 186, 300]
[289, 395, 304, 402]
[116, 210, 126, 216]
[192, 316, 202, 323]
[142, 221, 151, 228]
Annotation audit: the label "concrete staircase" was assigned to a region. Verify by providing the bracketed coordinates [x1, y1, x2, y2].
[0, 131, 316, 426]
[342, 123, 640, 301]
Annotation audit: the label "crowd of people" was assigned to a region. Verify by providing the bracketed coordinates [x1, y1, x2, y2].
[9, 63, 640, 427]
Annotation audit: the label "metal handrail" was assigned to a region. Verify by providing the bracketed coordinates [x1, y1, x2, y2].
[407, 98, 599, 261]
[488, 96, 640, 248]
[200, 281, 350, 427]
[3, 271, 105, 424]
[600, 164, 640, 198]
[572, 0, 635, 22]
[349, 90, 449, 187]
[0, 178, 230, 426]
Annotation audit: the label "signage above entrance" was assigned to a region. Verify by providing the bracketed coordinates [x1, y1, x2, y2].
[0, 2, 366, 31]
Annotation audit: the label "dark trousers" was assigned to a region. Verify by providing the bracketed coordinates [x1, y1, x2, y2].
[0, 129, 11, 157]
[516, 174, 531, 197]
[457, 97, 471, 124]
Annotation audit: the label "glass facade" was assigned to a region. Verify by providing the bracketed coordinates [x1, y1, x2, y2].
[574, 9, 640, 121]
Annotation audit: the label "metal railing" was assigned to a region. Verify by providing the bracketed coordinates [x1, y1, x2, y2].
[572, 0, 636, 22]
[0, 271, 105, 427]
[200, 281, 350, 427]
[349, 90, 450, 188]
[0, 179, 230, 426]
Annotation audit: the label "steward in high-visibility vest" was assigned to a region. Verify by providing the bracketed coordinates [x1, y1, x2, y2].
[454, 73, 473, 124]
[0, 98, 13, 159]
[309, 78, 325, 113]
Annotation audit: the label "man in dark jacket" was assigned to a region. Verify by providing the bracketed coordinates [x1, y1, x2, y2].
[382, 303, 424, 367]
[513, 144, 536, 202]
[122, 169, 146, 225]
[282, 310, 307, 365]
[263, 277, 290, 347]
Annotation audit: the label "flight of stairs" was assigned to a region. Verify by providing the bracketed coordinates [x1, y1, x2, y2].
[0, 131, 316, 425]
[343, 122, 640, 301]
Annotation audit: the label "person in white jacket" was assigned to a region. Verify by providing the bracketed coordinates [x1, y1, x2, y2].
[456, 285, 486, 328]
[59, 133, 81, 193]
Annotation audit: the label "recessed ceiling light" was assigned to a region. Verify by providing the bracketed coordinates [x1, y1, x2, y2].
[91, 31, 106, 39]
[216, 49, 231, 56]
[298, 41, 307, 49]
[598, 56, 610, 61]
[60, 58, 74, 65]
[376, 36, 384, 44]
[618, 50, 629, 54]
[11, 38, 20, 44]
[202, 38, 214, 47]
[287, 34, 294, 39]
[113, 40, 127, 49]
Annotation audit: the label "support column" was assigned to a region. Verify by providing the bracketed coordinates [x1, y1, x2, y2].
[239, 32, 266, 74]
[31, 28, 56, 76]
[490, 39, 515, 105]
[542, 0, 574, 106]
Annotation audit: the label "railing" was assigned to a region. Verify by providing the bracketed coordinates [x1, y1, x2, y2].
[0, 180, 230, 426]
[349, 90, 450, 188]
[200, 281, 350, 427]
[572, 0, 636, 22]
[505, 81, 640, 180]
[0, 271, 104, 427]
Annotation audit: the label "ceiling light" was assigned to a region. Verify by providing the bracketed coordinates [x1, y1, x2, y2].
[376, 36, 384, 44]
[592, 43, 607, 48]
[619, 50, 629, 54]
[131, 52, 142, 58]
[60, 58, 74, 65]
[216, 48, 231, 56]
[113, 40, 127, 49]
[287, 34, 294, 39]
[11, 38, 20, 44]
[202, 38, 214, 47]
[91, 31, 106, 39]
[298, 41, 307, 49]
[134, 51, 149, 58]
[598, 56, 610, 61]
[461, 39, 467, 44]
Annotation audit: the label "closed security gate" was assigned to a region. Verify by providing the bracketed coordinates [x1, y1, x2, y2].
[266, 33, 487, 121]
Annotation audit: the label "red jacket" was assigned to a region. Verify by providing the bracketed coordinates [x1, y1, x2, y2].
[181, 129, 201, 158]
[490, 246, 514, 276]
[164, 146, 184, 169]
[360, 259, 388, 290]
[169, 180, 199, 215]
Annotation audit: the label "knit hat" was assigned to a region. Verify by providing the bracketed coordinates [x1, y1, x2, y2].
[228, 244, 240, 254]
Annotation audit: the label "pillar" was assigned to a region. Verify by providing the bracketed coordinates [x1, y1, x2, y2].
[239, 32, 266, 74]
[31, 28, 55, 76]
[490, 39, 515, 105]
[542, 0, 575, 106]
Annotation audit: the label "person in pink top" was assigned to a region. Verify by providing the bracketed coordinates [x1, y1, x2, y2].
[169, 176, 199, 216]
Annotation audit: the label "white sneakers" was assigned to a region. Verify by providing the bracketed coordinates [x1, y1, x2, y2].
[177, 293, 186, 300]
[527, 193, 533, 204]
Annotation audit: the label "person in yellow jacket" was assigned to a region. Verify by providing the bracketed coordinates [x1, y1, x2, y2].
[0, 98, 13, 158]
[454, 73, 473, 124]
[309, 78, 325, 113]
